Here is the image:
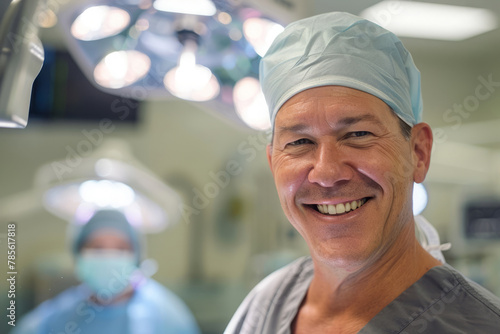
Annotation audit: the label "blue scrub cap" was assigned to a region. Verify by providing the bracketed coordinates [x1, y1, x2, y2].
[72, 210, 142, 264]
[260, 12, 423, 128]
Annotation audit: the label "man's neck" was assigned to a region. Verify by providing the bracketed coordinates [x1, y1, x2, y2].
[294, 225, 442, 333]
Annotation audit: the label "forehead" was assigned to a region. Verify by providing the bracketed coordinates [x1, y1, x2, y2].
[82, 228, 132, 250]
[274, 86, 397, 129]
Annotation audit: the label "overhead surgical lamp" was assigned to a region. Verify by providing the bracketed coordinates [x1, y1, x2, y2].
[71, 5, 131, 41]
[34, 140, 182, 232]
[164, 30, 220, 101]
[242, 17, 284, 57]
[233, 76, 270, 131]
[56, 0, 284, 130]
[94, 50, 151, 89]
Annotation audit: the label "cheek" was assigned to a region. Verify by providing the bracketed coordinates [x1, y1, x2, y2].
[356, 142, 412, 190]
[272, 155, 311, 200]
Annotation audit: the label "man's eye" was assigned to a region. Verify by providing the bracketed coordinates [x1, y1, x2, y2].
[349, 131, 371, 138]
[289, 138, 312, 146]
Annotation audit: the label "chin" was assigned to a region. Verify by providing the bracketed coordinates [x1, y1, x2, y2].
[311, 243, 375, 273]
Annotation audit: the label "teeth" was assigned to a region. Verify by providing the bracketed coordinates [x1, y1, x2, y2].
[316, 198, 367, 215]
[336, 203, 346, 214]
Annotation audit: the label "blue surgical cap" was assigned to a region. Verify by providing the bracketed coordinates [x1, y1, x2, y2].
[260, 12, 423, 128]
[72, 210, 142, 264]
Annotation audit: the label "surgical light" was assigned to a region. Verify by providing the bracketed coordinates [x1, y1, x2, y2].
[79, 180, 135, 208]
[361, 1, 497, 41]
[243, 17, 284, 57]
[35, 141, 183, 233]
[94, 158, 114, 177]
[153, 0, 216, 17]
[94, 50, 151, 89]
[233, 77, 271, 131]
[164, 39, 220, 101]
[71, 5, 131, 41]
[413, 183, 428, 216]
[57, 1, 284, 129]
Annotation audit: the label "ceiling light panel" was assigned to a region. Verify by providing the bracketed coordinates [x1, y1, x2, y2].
[361, 1, 497, 41]
[153, 0, 217, 16]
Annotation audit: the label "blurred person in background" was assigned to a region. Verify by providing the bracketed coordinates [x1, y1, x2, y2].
[14, 209, 200, 334]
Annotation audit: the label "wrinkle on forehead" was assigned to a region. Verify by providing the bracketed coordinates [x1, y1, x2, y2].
[275, 87, 395, 134]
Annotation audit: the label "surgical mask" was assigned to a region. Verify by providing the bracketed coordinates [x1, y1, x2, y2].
[75, 249, 138, 298]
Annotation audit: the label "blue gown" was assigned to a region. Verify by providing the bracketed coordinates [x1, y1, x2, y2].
[13, 279, 200, 334]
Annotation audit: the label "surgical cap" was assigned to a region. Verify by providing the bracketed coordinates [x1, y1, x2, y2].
[72, 210, 142, 264]
[260, 12, 423, 128]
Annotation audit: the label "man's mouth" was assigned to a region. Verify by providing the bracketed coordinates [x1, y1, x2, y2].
[314, 198, 368, 216]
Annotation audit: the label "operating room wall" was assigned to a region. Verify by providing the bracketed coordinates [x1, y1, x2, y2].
[416, 50, 500, 294]
[0, 97, 309, 333]
[1, 44, 500, 334]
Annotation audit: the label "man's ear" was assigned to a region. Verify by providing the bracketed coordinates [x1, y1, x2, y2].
[267, 144, 273, 175]
[411, 123, 433, 183]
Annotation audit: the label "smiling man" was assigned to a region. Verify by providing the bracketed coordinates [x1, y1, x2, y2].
[225, 12, 500, 334]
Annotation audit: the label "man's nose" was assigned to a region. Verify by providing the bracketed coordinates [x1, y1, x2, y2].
[307, 143, 354, 187]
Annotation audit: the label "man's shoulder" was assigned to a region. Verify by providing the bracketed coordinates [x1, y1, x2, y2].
[356, 263, 500, 334]
[366, 263, 500, 333]
[250, 256, 313, 296]
[442, 264, 500, 313]
[410, 264, 500, 332]
[224, 256, 313, 334]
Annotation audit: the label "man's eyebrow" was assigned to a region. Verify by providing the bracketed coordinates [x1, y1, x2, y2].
[276, 123, 310, 133]
[336, 114, 385, 127]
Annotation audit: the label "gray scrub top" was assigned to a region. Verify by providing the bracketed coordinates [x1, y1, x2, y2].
[225, 257, 500, 334]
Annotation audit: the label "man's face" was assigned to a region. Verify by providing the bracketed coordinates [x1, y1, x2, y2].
[82, 228, 133, 253]
[267, 86, 428, 270]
